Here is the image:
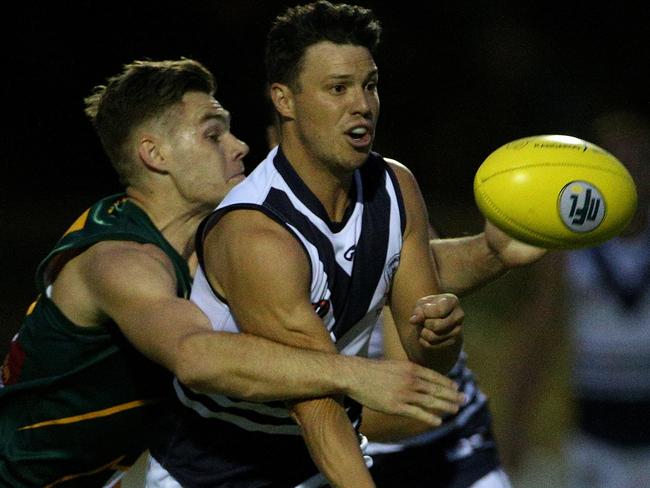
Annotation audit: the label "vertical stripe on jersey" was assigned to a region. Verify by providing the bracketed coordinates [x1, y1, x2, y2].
[335, 156, 391, 338]
[263, 154, 393, 340]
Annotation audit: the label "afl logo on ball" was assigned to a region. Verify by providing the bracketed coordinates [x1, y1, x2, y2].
[558, 181, 606, 232]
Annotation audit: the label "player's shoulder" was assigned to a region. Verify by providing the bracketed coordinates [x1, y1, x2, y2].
[55, 239, 178, 304]
[82, 240, 172, 274]
[380, 157, 418, 191]
[377, 155, 414, 179]
[216, 208, 302, 253]
[383, 156, 408, 172]
[207, 208, 309, 285]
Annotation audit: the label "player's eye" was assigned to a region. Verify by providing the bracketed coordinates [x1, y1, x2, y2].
[208, 131, 223, 142]
[366, 81, 378, 92]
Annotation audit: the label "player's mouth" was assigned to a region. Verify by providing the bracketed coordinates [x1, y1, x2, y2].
[345, 125, 373, 149]
[228, 170, 246, 183]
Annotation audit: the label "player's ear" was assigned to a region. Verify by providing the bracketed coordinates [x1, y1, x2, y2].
[137, 135, 169, 174]
[270, 82, 295, 120]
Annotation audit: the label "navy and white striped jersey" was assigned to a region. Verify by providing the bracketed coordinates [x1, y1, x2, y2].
[153, 147, 406, 487]
[183, 145, 405, 434]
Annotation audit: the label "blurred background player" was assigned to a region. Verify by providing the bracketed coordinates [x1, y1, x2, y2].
[500, 107, 650, 488]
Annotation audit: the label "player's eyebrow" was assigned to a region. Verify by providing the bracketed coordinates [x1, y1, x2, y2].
[325, 68, 379, 82]
[202, 109, 231, 128]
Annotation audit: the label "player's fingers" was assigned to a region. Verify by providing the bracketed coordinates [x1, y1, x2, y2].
[406, 391, 463, 415]
[419, 325, 462, 344]
[415, 382, 465, 406]
[410, 294, 453, 324]
[414, 377, 465, 404]
[418, 334, 458, 349]
[396, 403, 444, 427]
[423, 309, 464, 335]
[409, 306, 425, 324]
[414, 367, 459, 390]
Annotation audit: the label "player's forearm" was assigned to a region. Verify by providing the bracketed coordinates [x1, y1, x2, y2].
[290, 398, 375, 488]
[174, 330, 366, 402]
[430, 234, 506, 296]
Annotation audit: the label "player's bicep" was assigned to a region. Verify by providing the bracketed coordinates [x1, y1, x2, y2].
[206, 210, 337, 353]
[379, 306, 409, 361]
[80, 242, 210, 369]
[387, 161, 440, 336]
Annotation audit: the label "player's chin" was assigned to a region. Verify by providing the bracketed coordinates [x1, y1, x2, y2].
[344, 147, 372, 168]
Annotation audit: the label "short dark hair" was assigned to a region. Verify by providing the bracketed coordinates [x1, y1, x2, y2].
[265, 1, 382, 89]
[84, 58, 216, 185]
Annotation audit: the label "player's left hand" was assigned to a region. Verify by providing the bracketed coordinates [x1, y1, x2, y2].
[409, 293, 464, 348]
[484, 219, 547, 268]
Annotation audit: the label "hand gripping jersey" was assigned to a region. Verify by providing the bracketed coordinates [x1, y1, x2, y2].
[0, 195, 191, 488]
[152, 147, 405, 487]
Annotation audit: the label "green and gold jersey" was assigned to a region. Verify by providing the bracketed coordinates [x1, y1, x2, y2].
[0, 194, 192, 487]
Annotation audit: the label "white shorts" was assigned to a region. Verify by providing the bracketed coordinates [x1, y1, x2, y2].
[145, 455, 330, 488]
[470, 468, 512, 488]
[145, 456, 510, 488]
[145, 456, 182, 488]
[145, 433, 372, 488]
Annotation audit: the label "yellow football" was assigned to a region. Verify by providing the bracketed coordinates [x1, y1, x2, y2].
[473, 134, 638, 249]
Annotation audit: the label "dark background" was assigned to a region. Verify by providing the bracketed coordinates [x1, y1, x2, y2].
[2, 1, 649, 353]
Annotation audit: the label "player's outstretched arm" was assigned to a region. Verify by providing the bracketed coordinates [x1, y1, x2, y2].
[428, 219, 547, 296]
[171, 324, 465, 424]
[204, 209, 375, 488]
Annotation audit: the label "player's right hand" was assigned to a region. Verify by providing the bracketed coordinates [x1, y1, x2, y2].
[483, 219, 547, 268]
[345, 357, 465, 426]
[409, 293, 464, 349]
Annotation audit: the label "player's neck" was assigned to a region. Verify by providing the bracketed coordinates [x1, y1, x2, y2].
[280, 142, 354, 222]
[125, 186, 209, 261]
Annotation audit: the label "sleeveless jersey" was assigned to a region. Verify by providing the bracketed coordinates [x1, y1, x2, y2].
[0, 194, 191, 488]
[154, 147, 405, 487]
